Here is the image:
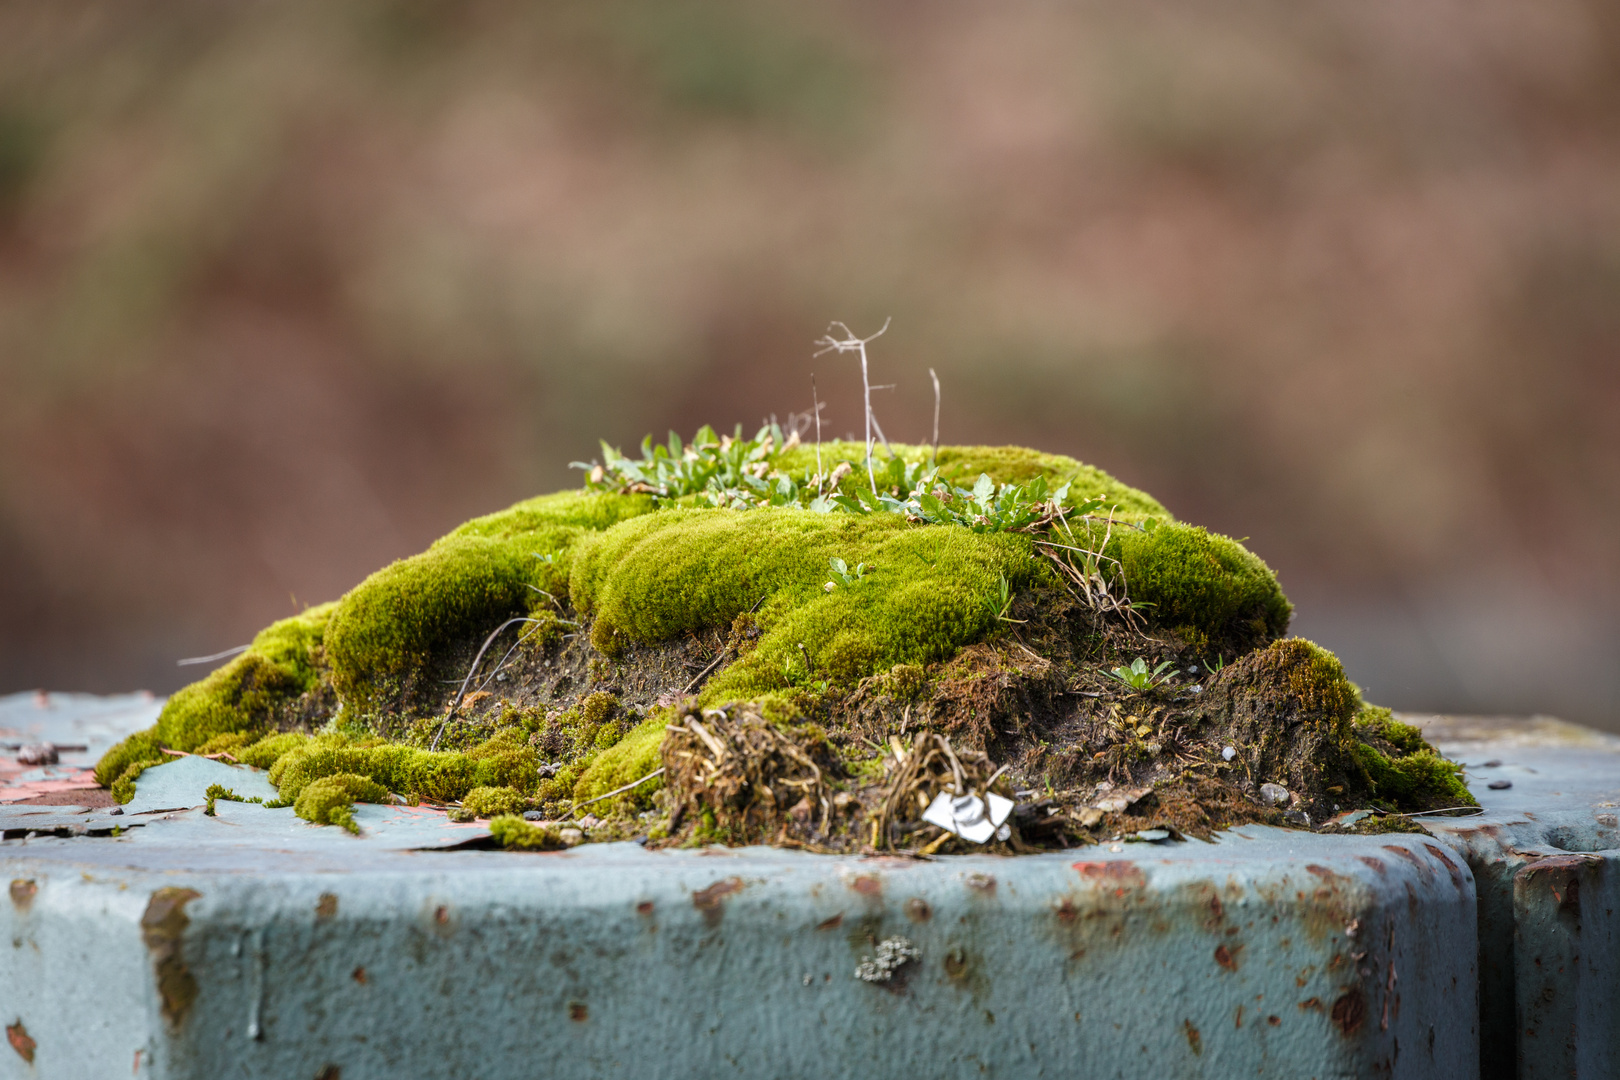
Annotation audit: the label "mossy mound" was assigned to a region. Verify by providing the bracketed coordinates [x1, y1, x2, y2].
[96, 432, 1472, 843]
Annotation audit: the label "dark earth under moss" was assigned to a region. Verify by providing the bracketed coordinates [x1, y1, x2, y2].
[95, 437, 1474, 851]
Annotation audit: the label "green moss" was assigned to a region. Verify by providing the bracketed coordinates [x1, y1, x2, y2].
[96, 730, 165, 803]
[1353, 744, 1475, 811]
[323, 491, 655, 714]
[461, 786, 530, 818]
[236, 732, 309, 770]
[292, 773, 391, 834]
[265, 727, 538, 809]
[488, 814, 564, 850]
[881, 662, 928, 700]
[203, 783, 262, 815]
[1110, 524, 1291, 647]
[573, 713, 667, 804]
[1244, 638, 1359, 722]
[572, 507, 1035, 701]
[94, 605, 335, 801]
[1353, 704, 1427, 754]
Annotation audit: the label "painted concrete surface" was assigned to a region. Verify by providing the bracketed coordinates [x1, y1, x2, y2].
[1416, 715, 1620, 1080]
[3, 700, 1615, 1078]
[4, 831, 1476, 1080]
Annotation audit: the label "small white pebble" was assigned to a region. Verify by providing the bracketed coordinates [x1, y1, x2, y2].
[1109, 844, 1124, 853]
[1191, 684, 1203, 693]
[1259, 782, 1290, 806]
[1222, 746, 1237, 761]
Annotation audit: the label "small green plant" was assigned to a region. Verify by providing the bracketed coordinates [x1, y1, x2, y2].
[987, 571, 1023, 623]
[1104, 657, 1177, 692]
[825, 556, 873, 589]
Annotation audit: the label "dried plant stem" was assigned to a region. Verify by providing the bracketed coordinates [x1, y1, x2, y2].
[574, 767, 666, 811]
[813, 317, 891, 494]
[177, 644, 249, 667]
[929, 367, 941, 463]
[432, 617, 553, 751]
[812, 373, 824, 494]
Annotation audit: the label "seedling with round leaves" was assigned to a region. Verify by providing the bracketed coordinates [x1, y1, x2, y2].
[1105, 657, 1178, 692]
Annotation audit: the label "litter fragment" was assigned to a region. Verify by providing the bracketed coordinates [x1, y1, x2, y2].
[922, 789, 1014, 843]
[16, 744, 58, 766]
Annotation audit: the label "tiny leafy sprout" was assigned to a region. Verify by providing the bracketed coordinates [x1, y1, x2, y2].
[1104, 657, 1177, 691]
[988, 571, 1024, 623]
[826, 556, 872, 588]
[1142, 516, 1161, 534]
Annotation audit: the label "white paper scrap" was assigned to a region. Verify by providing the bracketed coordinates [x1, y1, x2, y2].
[922, 789, 1016, 844]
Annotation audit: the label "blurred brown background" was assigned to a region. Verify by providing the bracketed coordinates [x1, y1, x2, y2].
[2, 1, 1616, 729]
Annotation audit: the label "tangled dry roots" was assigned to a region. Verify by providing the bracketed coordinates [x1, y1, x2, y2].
[663, 704, 833, 844]
[876, 732, 1012, 851]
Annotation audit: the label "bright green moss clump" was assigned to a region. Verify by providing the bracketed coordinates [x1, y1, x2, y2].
[323, 491, 656, 715]
[293, 773, 390, 834]
[1353, 704, 1427, 754]
[573, 714, 667, 804]
[461, 786, 530, 818]
[572, 507, 1035, 692]
[1111, 524, 1292, 649]
[1352, 744, 1473, 811]
[95, 604, 335, 801]
[267, 732, 534, 805]
[95, 437, 1305, 834]
[488, 815, 565, 849]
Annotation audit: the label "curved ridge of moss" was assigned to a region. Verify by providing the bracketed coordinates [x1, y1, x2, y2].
[95, 603, 336, 801]
[1110, 523, 1292, 650]
[571, 506, 1037, 694]
[94, 441, 1296, 826]
[326, 491, 656, 714]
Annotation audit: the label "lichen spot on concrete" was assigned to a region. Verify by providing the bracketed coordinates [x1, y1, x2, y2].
[315, 893, 338, 919]
[434, 905, 450, 926]
[351, 967, 367, 984]
[850, 875, 882, 898]
[1183, 1020, 1202, 1056]
[692, 877, 743, 927]
[904, 897, 930, 922]
[965, 872, 995, 895]
[568, 1001, 588, 1022]
[140, 887, 202, 1030]
[6, 1020, 35, 1063]
[1214, 943, 1243, 970]
[636, 900, 654, 916]
[7, 879, 35, 912]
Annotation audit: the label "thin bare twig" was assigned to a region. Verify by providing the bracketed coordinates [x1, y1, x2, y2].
[177, 645, 249, 667]
[573, 767, 666, 811]
[929, 367, 941, 463]
[682, 647, 730, 694]
[813, 317, 891, 493]
[812, 373, 824, 495]
[431, 617, 554, 751]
